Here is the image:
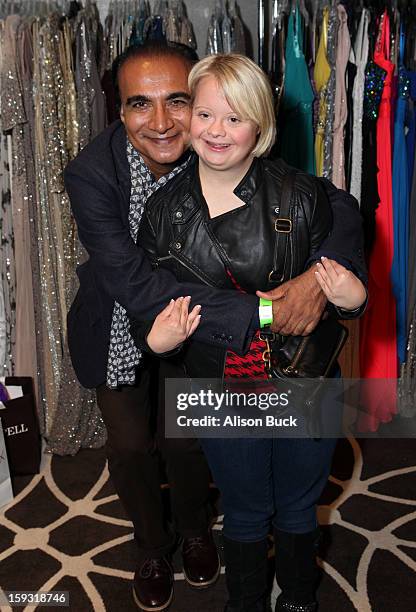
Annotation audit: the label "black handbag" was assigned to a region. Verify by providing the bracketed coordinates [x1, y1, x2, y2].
[262, 170, 349, 381]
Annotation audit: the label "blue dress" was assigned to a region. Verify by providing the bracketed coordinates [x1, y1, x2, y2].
[391, 26, 410, 364]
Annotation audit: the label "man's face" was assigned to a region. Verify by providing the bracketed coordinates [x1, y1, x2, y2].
[119, 55, 192, 179]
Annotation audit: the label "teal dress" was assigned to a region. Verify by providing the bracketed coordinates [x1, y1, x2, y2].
[278, 6, 315, 175]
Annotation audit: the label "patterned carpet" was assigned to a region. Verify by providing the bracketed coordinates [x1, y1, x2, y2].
[0, 438, 416, 611]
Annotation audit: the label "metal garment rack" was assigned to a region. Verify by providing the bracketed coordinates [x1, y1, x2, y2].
[258, 0, 267, 71]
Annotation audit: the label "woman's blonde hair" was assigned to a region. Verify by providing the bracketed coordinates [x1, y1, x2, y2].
[188, 54, 276, 157]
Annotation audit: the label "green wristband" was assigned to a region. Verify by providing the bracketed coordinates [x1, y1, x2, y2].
[259, 298, 273, 328]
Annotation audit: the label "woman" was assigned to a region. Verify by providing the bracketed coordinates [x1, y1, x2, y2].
[131, 54, 366, 612]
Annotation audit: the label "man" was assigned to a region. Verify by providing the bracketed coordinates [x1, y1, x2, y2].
[65, 41, 366, 611]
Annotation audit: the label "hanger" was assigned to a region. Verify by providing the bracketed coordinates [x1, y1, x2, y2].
[271, 0, 289, 31]
[291, 0, 309, 25]
[228, 0, 237, 15]
[152, 0, 167, 17]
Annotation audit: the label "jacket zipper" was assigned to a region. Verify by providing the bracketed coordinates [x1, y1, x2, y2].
[167, 251, 216, 287]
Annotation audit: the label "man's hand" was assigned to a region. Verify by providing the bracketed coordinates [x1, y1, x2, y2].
[256, 268, 327, 335]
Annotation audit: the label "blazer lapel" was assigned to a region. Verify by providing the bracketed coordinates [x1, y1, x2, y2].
[111, 121, 131, 207]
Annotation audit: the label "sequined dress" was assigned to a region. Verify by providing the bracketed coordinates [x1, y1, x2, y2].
[1, 15, 39, 392]
[331, 3, 350, 190]
[391, 27, 410, 366]
[322, 3, 338, 180]
[350, 9, 370, 203]
[0, 19, 16, 377]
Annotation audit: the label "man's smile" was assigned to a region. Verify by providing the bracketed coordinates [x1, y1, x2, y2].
[145, 134, 180, 144]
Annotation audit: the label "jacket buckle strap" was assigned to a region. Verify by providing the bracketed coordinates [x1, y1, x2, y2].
[268, 269, 284, 283]
[274, 218, 292, 233]
[259, 331, 276, 341]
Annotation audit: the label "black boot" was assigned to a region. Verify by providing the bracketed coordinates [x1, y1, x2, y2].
[274, 528, 320, 612]
[222, 536, 269, 612]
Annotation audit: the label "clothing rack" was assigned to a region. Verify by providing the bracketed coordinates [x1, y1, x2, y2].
[1, 0, 414, 454]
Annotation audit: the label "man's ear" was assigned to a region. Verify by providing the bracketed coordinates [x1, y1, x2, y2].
[120, 104, 125, 125]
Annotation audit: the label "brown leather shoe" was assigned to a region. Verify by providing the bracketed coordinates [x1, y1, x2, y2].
[182, 533, 220, 588]
[132, 557, 173, 611]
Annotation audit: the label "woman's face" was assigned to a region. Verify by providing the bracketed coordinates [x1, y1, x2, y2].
[190, 76, 259, 174]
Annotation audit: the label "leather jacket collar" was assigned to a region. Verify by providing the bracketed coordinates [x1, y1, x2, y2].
[169, 153, 263, 227]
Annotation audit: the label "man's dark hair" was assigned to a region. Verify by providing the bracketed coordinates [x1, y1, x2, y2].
[112, 40, 199, 108]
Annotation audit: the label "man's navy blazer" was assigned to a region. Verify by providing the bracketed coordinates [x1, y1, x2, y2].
[64, 121, 366, 389]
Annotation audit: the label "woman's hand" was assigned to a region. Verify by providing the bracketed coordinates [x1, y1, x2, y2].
[314, 257, 367, 310]
[146, 296, 201, 354]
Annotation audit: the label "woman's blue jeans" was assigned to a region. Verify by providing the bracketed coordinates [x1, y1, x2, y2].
[200, 436, 337, 542]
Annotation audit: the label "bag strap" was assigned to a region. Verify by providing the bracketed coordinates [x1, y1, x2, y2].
[268, 170, 297, 286]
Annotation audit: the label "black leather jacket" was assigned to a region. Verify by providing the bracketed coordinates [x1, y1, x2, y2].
[139, 156, 333, 288]
[132, 156, 345, 378]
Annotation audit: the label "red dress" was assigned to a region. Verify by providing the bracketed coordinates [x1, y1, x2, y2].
[359, 11, 397, 431]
